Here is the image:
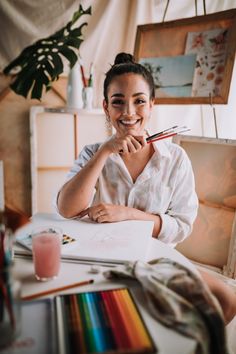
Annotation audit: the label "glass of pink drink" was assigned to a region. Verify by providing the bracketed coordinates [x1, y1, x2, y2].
[32, 227, 62, 281]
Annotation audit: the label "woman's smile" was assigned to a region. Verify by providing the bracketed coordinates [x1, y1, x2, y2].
[118, 118, 141, 126]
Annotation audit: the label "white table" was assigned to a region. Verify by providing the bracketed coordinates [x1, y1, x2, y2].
[13, 238, 198, 354]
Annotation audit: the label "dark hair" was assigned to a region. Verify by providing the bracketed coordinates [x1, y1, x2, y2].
[103, 52, 155, 102]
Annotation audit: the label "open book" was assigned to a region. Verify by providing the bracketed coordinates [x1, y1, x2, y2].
[15, 213, 154, 264]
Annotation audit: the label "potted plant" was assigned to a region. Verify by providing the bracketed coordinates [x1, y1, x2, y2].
[3, 5, 91, 100]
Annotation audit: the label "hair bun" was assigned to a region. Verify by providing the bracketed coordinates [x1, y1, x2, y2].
[114, 52, 135, 65]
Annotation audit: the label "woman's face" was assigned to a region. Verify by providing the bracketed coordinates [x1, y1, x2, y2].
[103, 73, 154, 137]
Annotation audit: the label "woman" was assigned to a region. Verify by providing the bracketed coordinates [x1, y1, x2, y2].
[57, 52, 236, 325]
[57, 52, 198, 247]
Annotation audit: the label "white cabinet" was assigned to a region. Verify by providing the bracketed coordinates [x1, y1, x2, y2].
[30, 106, 108, 214]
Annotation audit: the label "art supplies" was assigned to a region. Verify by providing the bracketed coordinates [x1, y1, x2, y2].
[80, 61, 93, 88]
[88, 62, 93, 87]
[80, 64, 87, 88]
[80, 61, 93, 109]
[21, 279, 94, 301]
[17, 229, 78, 252]
[3, 289, 155, 354]
[118, 126, 190, 154]
[0, 224, 21, 348]
[15, 213, 154, 264]
[146, 126, 190, 144]
[0, 202, 29, 347]
[56, 288, 155, 354]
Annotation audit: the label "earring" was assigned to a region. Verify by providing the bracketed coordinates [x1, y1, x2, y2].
[105, 115, 112, 135]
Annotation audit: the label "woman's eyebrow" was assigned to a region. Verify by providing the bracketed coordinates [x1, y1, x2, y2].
[133, 92, 148, 97]
[111, 92, 147, 98]
[111, 93, 124, 98]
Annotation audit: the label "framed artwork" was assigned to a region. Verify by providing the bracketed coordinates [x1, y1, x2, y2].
[134, 9, 236, 104]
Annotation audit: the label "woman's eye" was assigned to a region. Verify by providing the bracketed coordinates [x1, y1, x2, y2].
[135, 98, 146, 104]
[111, 99, 124, 105]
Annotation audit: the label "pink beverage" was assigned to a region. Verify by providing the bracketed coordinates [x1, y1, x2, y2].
[32, 231, 61, 281]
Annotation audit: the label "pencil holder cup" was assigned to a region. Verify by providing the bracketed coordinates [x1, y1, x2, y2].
[82, 87, 93, 110]
[0, 265, 21, 348]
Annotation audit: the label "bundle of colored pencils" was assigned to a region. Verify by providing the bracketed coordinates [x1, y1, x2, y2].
[146, 125, 190, 144]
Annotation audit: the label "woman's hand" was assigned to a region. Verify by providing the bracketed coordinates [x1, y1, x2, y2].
[101, 135, 146, 155]
[78, 203, 162, 238]
[78, 203, 132, 223]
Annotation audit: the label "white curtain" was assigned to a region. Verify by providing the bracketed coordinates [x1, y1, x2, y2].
[0, 0, 236, 138]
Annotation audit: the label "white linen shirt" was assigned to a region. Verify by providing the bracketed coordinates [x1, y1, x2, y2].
[60, 139, 198, 247]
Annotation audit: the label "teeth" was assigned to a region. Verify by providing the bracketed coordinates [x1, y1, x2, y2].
[120, 119, 138, 125]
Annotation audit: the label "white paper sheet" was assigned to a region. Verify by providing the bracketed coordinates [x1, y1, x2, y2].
[15, 213, 154, 264]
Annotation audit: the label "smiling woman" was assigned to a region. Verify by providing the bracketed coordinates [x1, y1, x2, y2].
[56, 52, 198, 247]
[56, 53, 236, 325]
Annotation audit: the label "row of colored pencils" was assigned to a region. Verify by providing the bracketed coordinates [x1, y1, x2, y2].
[146, 125, 190, 144]
[58, 288, 155, 353]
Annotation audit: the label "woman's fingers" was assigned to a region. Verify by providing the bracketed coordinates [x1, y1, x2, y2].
[77, 208, 89, 218]
[80, 204, 128, 223]
[84, 204, 106, 222]
[130, 136, 144, 150]
[103, 134, 147, 155]
[119, 135, 145, 155]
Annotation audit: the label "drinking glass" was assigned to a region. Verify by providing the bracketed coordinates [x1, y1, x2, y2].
[31, 227, 62, 281]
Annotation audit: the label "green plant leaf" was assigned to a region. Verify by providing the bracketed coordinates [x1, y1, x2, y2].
[31, 72, 49, 99]
[72, 4, 91, 25]
[3, 5, 91, 100]
[59, 47, 78, 67]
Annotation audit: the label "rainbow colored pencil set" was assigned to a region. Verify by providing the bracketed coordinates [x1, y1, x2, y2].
[57, 288, 155, 354]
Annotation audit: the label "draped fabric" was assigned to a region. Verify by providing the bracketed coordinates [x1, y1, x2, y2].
[104, 258, 227, 354]
[0, 0, 236, 138]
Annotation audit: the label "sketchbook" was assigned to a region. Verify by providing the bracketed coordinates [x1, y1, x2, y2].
[15, 213, 154, 264]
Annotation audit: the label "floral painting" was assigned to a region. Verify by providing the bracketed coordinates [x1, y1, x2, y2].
[185, 28, 228, 97]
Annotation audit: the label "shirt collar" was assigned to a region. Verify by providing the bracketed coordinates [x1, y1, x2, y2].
[152, 140, 171, 159]
[146, 129, 171, 159]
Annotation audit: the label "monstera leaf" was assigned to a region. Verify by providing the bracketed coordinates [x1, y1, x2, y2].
[3, 5, 91, 100]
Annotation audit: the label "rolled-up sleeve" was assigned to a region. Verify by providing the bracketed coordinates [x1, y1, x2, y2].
[53, 143, 100, 215]
[158, 152, 198, 246]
